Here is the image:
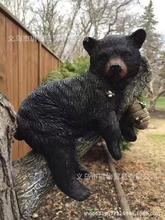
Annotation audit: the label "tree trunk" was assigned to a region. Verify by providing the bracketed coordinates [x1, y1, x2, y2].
[149, 89, 165, 112]
[0, 56, 151, 219]
[149, 98, 157, 111]
[0, 94, 21, 220]
[59, 0, 82, 58]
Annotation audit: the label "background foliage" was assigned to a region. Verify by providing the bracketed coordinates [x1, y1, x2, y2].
[43, 58, 89, 83]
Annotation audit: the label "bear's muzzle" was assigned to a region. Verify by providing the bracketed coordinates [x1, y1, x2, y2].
[106, 58, 128, 79]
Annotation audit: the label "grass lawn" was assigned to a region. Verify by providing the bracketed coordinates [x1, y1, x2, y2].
[144, 96, 165, 110]
[156, 97, 165, 110]
[148, 133, 165, 145]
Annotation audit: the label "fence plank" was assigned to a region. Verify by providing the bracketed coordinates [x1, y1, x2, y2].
[0, 12, 6, 94]
[0, 8, 61, 160]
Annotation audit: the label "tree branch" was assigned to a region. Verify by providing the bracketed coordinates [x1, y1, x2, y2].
[105, 0, 134, 36]
[59, 0, 82, 58]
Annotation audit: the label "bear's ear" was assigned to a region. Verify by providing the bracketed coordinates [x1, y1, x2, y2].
[83, 37, 97, 54]
[129, 29, 146, 49]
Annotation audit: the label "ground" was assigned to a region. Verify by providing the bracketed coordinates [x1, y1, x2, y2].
[116, 110, 165, 220]
[34, 110, 165, 220]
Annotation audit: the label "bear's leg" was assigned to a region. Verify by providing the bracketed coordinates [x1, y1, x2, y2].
[121, 125, 137, 141]
[75, 162, 90, 179]
[45, 145, 90, 201]
[120, 111, 137, 141]
[74, 152, 90, 179]
[98, 111, 122, 160]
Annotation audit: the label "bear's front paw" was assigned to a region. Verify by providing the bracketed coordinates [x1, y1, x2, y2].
[76, 165, 90, 179]
[67, 179, 91, 201]
[122, 127, 137, 142]
[108, 143, 122, 161]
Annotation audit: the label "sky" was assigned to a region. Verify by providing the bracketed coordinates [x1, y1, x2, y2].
[141, 0, 165, 35]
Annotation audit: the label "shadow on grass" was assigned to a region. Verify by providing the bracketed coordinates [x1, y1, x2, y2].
[150, 110, 165, 119]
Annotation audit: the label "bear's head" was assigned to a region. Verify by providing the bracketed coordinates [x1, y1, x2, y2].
[83, 29, 146, 84]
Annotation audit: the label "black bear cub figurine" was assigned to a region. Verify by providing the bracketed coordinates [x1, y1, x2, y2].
[15, 29, 146, 201]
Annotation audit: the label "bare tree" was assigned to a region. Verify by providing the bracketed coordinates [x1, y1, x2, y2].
[114, 13, 140, 35]
[65, 0, 137, 60]
[78, 0, 136, 38]
[0, 0, 34, 27]
[1, 0, 141, 60]
[140, 0, 165, 111]
[59, 0, 83, 58]
[29, 0, 64, 54]
[148, 50, 165, 111]
[2, 0, 153, 62]
[104, 0, 136, 36]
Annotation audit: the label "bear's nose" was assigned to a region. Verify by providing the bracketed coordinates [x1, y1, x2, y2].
[110, 65, 122, 74]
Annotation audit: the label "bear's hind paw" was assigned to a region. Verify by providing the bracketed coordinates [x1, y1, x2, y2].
[67, 180, 91, 201]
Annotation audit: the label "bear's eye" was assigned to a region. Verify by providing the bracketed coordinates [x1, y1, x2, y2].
[97, 52, 109, 60]
[123, 51, 132, 56]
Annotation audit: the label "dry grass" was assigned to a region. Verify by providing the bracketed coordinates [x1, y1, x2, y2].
[116, 111, 165, 220]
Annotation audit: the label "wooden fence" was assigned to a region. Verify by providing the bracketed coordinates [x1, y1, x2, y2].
[0, 4, 61, 160]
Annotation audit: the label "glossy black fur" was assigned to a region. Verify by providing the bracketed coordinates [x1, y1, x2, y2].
[15, 29, 146, 201]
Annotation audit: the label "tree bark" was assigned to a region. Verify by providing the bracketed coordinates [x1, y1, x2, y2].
[0, 94, 21, 220]
[0, 57, 151, 219]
